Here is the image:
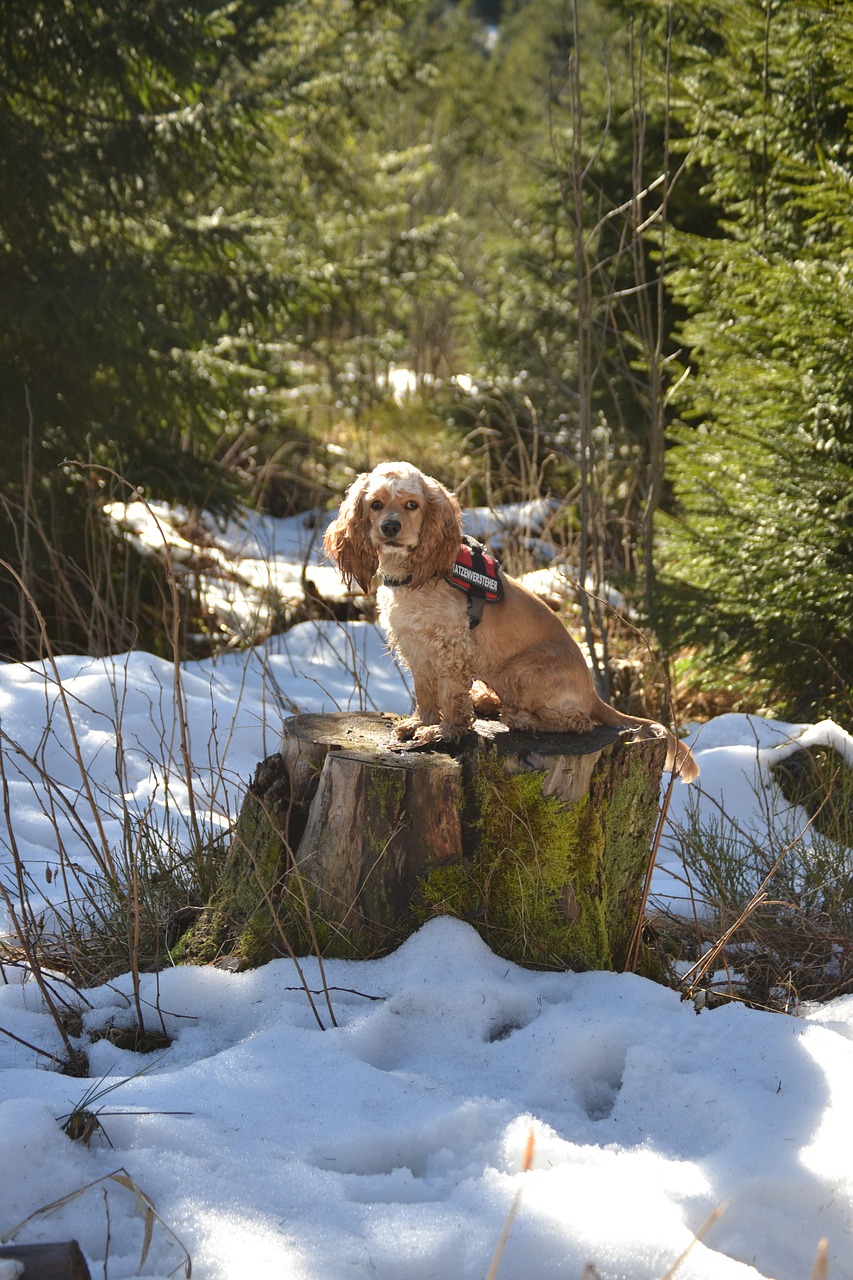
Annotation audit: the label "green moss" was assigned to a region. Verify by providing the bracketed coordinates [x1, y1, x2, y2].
[364, 769, 407, 851]
[415, 758, 615, 969]
[415, 751, 659, 972]
[594, 753, 663, 969]
[470, 759, 609, 970]
[417, 863, 478, 921]
[277, 882, 334, 958]
[177, 779, 288, 968]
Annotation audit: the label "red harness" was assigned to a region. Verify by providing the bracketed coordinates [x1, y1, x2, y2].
[446, 535, 503, 627]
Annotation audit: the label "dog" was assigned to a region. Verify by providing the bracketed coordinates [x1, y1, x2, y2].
[324, 461, 698, 781]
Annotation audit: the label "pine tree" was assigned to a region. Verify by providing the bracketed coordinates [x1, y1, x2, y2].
[656, 0, 853, 716]
[0, 0, 429, 657]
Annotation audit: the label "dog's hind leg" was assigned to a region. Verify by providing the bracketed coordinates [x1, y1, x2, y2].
[500, 703, 595, 734]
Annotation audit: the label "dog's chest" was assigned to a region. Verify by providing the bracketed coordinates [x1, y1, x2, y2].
[378, 580, 469, 649]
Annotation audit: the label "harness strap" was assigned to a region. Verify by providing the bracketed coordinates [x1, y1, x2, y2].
[447, 534, 503, 629]
[466, 593, 486, 628]
[382, 537, 502, 630]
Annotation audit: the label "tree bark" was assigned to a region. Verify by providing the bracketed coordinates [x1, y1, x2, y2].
[178, 712, 667, 972]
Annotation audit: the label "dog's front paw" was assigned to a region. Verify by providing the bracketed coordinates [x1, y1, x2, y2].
[388, 722, 466, 752]
[393, 716, 424, 741]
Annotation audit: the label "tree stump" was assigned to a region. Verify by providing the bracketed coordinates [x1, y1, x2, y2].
[178, 712, 667, 972]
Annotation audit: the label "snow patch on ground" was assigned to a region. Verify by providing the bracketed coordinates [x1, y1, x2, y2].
[1, 499, 851, 1278]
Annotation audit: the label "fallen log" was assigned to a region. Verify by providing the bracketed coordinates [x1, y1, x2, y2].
[178, 711, 667, 972]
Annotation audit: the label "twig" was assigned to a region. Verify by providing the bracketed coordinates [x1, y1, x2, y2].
[679, 793, 833, 1002]
[626, 768, 676, 972]
[661, 1203, 727, 1280]
[485, 1127, 535, 1280]
[808, 1238, 829, 1280]
[0, 1021, 70, 1069]
[0, 740, 82, 1064]
[2, 1167, 192, 1278]
[0, 559, 113, 868]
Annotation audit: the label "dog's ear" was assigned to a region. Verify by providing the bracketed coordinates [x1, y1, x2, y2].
[408, 476, 462, 588]
[324, 473, 378, 594]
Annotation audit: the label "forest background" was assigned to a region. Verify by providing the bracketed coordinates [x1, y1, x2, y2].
[2, 0, 851, 728]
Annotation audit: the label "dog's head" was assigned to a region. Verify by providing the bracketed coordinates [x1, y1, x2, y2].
[324, 462, 462, 592]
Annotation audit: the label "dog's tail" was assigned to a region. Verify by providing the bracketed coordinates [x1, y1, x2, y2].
[591, 696, 699, 783]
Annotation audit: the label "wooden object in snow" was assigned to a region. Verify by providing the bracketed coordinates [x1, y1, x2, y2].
[178, 711, 667, 972]
[0, 1242, 92, 1280]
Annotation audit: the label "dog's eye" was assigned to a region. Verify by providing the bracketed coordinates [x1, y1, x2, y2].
[369, 499, 384, 510]
[404, 500, 419, 511]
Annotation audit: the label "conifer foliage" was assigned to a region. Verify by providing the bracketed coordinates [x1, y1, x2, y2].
[1, 0, 851, 720]
[0, 0, 421, 658]
[0, 0, 283, 654]
[1, 0, 276, 485]
[657, 0, 853, 717]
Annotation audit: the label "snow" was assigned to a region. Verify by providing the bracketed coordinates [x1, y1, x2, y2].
[102, 498, 623, 652]
[1, 508, 852, 1278]
[103, 502, 349, 643]
[654, 713, 853, 918]
[1, 910, 851, 1278]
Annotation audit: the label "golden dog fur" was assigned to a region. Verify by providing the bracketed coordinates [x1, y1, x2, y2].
[325, 461, 698, 781]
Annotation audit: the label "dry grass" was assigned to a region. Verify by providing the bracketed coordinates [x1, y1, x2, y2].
[650, 748, 853, 1011]
[1, 1166, 192, 1278]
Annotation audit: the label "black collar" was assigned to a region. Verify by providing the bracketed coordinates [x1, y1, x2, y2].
[382, 574, 413, 587]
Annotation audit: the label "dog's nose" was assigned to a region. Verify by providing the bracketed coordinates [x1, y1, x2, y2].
[380, 517, 402, 538]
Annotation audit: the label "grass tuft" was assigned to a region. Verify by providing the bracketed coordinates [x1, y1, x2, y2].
[655, 745, 853, 1010]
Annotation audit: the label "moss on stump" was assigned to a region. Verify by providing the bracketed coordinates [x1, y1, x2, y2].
[417, 738, 663, 971]
[174, 755, 294, 968]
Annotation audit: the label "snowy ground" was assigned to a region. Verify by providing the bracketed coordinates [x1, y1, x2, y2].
[0, 505, 852, 1279]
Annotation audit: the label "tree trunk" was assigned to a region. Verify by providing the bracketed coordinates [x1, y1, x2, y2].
[178, 712, 667, 972]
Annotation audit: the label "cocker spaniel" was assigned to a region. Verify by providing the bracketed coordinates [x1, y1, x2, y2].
[324, 461, 698, 781]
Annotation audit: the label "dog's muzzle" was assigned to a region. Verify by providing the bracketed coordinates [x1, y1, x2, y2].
[380, 517, 402, 538]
